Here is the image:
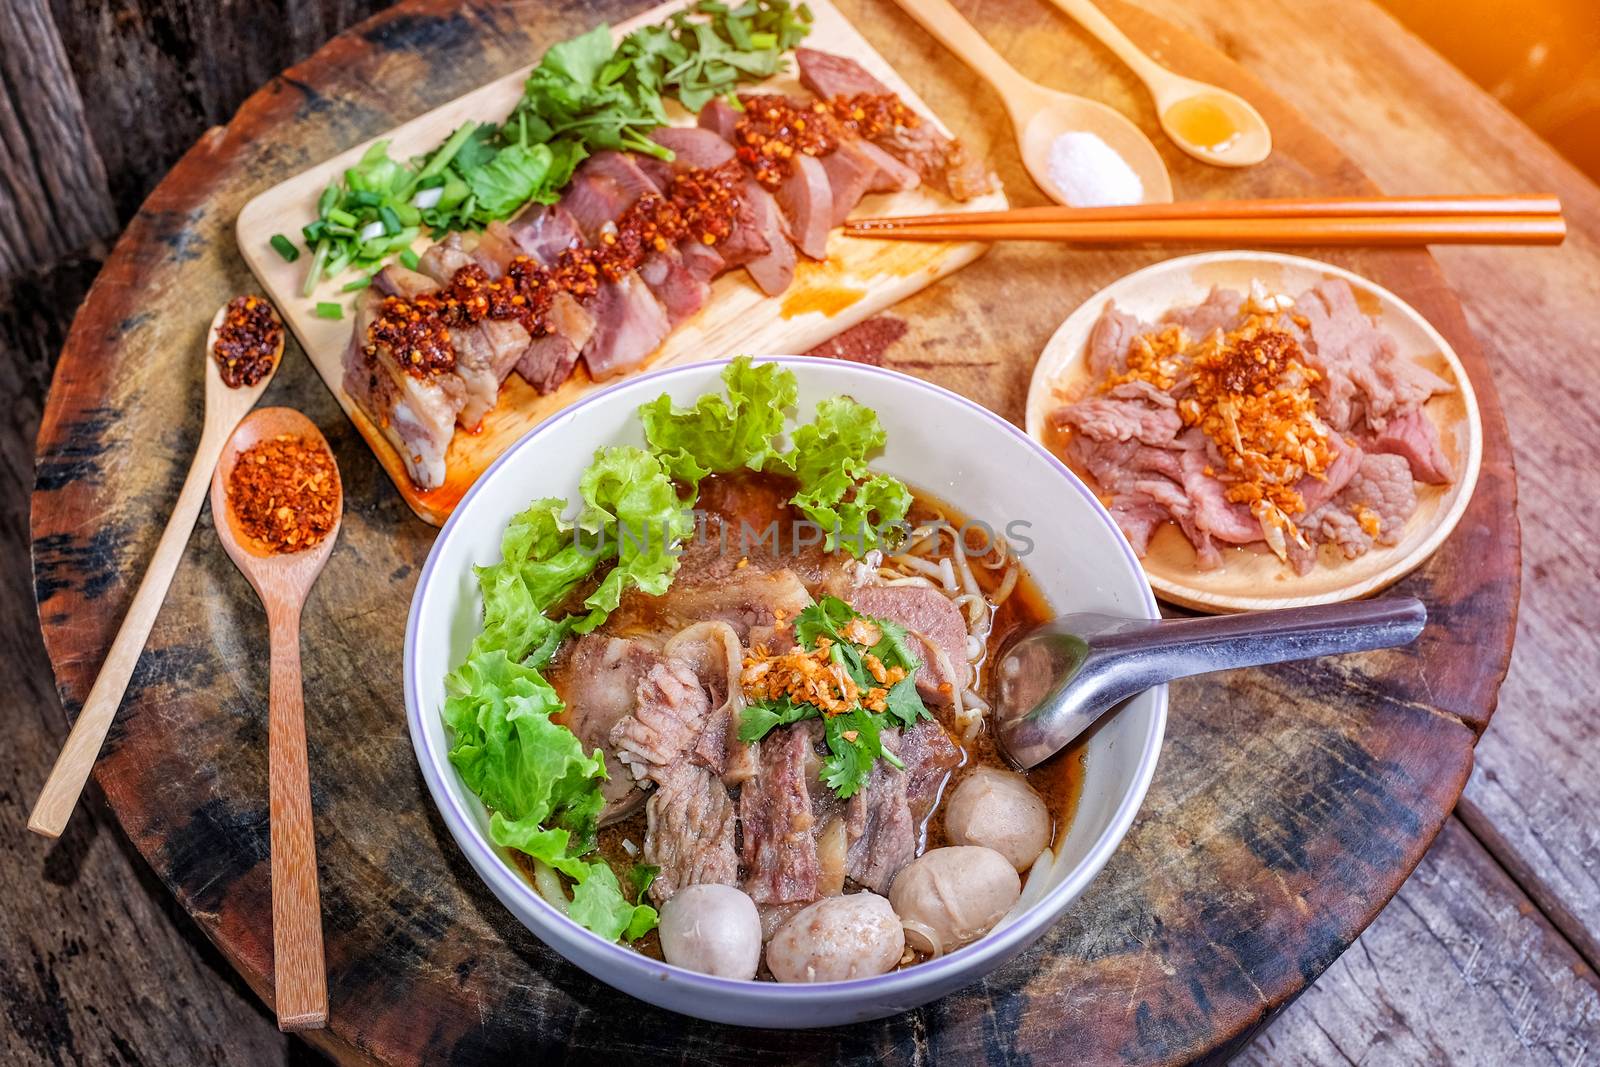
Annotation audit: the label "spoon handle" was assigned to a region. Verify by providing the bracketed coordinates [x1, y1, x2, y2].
[893, 0, 1034, 101]
[266, 603, 328, 1031]
[1099, 597, 1428, 693]
[27, 426, 226, 838]
[1046, 0, 1166, 86]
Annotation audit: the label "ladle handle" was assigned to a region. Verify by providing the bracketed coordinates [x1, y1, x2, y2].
[1097, 596, 1428, 697]
[893, 0, 1035, 102]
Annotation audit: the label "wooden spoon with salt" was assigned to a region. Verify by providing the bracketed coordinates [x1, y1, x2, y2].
[29, 299, 284, 838]
[893, 0, 1173, 206]
[210, 407, 342, 1032]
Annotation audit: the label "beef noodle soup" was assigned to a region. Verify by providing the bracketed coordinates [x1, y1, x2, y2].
[441, 358, 1083, 983]
[541, 474, 1083, 978]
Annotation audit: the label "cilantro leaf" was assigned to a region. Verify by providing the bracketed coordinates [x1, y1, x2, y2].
[821, 708, 903, 799]
[738, 697, 820, 743]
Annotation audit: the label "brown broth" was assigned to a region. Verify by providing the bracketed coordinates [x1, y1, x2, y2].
[523, 473, 1084, 964]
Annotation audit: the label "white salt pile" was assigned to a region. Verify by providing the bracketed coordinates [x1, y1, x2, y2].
[1045, 131, 1144, 207]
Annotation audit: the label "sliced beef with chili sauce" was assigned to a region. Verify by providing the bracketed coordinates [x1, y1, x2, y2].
[644, 760, 739, 903]
[740, 725, 820, 904]
[505, 205, 595, 392]
[405, 248, 517, 428]
[794, 49, 996, 201]
[340, 288, 466, 491]
[698, 99, 797, 295]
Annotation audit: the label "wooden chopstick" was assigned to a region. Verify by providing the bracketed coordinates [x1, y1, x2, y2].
[843, 213, 1566, 247]
[847, 194, 1564, 231]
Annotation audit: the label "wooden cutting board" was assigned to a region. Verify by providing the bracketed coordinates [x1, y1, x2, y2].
[236, 0, 1007, 524]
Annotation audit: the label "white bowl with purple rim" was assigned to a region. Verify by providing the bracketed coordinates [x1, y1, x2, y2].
[404, 356, 1166, 1028]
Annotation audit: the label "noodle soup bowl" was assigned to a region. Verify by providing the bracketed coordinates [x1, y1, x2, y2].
[406, 356, 1165, 1027]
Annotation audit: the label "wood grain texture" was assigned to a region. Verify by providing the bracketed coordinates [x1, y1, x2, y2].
[1239, 819, 1600, 1066]
[1130, 0, 1600, 998]
[21, 0, 1536, 1064]
[0, 0, 117, 278]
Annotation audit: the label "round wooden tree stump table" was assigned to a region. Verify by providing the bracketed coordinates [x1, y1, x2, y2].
[30, 0, 1518, 1062]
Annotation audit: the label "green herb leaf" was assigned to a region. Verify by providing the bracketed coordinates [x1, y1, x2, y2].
[786, 398, 911, 556]
[638, 356, 798, 484]
[574, 446, 695, 628]
[821, 708, 902, 799]
[627, 862, 660, 902]
[738, 697, 820, 743]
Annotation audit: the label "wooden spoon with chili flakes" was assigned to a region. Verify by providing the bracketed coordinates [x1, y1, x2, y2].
[208, 406, 342, 1032]
[29, 297, 285, 839]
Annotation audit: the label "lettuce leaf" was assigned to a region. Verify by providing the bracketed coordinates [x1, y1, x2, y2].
[575, 446, 695, 627]
[444, 649, 658, 940]
[787, 399, 912, 555]
[470, 498, 597, 663]
[638, 356, 798, 483]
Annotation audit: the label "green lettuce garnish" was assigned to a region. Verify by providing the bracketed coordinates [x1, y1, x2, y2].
[444, 445, 692, 943]
[639, 357, 911, 556]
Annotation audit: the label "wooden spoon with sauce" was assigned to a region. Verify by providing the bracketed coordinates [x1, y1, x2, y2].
[29, 298, 284, 838]
[210, 407, 342, 1031]
[1044, 0, 1272, 167]
[893, 0, 1173, 206]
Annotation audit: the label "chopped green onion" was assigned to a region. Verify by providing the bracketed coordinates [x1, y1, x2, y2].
[326, 208, 358, 228]
[269, 234, 300, 262]
[315, 301, 344, 320]
[350, 190, 382, 208]
[341, 274, 372, 292]
[378, 205, 402, 235]
[399, 248, 420, 270]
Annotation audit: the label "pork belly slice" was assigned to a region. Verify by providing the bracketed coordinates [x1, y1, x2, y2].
[645, 760, 739, 904]
[740, 725, 820, 904]
[407, 246, 520, 428]
[547, 634, 665, 827]
[698, 100, 797, 295]
[794, 48, 996, 201]
[840, 584, 971, 705]
[340, 288, 466, 491]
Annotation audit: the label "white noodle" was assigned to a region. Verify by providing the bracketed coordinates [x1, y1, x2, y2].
[991, 560, 1020, 606]
[938, 557, 958, 593]
[532, 860, 570, 915]
[891, 554, 945, 580]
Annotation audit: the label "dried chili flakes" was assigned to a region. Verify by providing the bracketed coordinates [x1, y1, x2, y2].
[227, 434, 338, 553]
[213, 295, 283, 388]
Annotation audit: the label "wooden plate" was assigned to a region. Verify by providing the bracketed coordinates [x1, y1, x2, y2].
[235, 0, 1008, 525]
[1024, 251, 1484, 612]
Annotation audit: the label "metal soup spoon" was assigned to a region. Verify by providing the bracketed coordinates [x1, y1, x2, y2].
[994, 597, 1427, 769]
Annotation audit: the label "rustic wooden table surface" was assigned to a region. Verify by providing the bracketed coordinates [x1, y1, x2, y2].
[2, 0, 1597, 1064]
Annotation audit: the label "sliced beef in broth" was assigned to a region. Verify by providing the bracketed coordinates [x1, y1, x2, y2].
[644, 761, 738, 904]
[901, 719, 963, 823]
[609, 660, 712, 788]
[740, 725, 820, 904]
[843, 584, 972, 703]
[663, 622, 758, 786]
[547, 634, 662, 825]
[843, 730, 916, 894]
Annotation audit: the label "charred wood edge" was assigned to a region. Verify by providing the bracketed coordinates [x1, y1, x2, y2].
[0, 0, 118, 280]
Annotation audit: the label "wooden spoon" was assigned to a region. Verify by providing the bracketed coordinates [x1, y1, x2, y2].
[208, 407, 341, 1031]
[1045, 0, 1272, 167]
[893, 0, 1172, 206]
[209, 406, 341, 1032]
[29, 300, 284, 838]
